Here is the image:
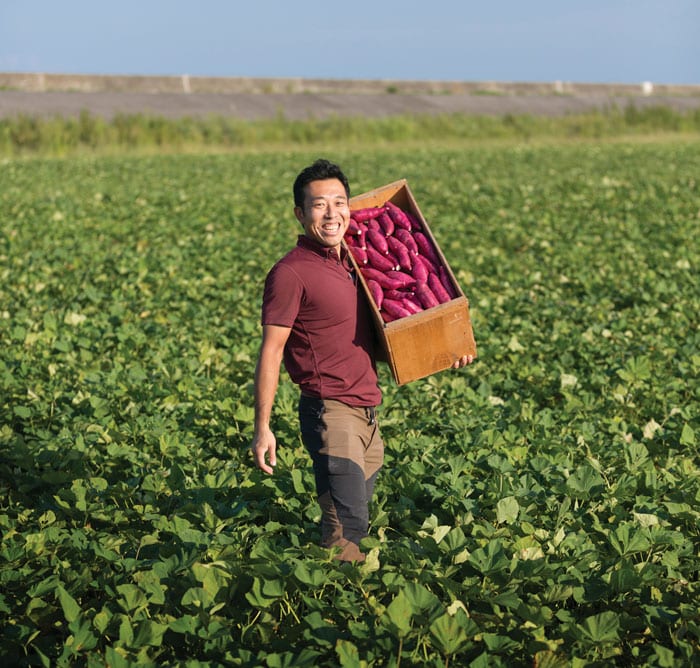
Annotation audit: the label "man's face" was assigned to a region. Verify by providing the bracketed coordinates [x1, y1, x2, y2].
[294, 178, 350, 252]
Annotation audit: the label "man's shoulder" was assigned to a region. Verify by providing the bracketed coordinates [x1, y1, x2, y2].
[271, 243, 318, 271]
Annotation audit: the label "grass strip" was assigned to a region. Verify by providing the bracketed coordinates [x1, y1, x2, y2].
[1, 104, 698, 156]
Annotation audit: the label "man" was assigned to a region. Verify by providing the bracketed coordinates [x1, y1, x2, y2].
[251, 158, 472, 563]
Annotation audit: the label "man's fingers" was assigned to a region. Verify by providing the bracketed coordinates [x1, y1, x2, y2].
[452, 354, 475, 369]
[252, 444, 277, 474]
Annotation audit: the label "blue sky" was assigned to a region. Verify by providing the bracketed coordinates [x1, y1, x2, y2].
[1, 0, 698, 84]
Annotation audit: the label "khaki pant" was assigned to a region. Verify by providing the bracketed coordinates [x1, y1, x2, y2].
[298, 396, 384, 549]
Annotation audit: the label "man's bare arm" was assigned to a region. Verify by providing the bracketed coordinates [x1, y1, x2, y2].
[250, 324, 292, 474]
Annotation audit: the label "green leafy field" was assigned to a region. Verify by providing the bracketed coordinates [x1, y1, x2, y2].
[1, 141, 699, 667]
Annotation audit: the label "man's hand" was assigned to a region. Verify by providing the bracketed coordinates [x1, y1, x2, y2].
[452, 354, 475, 369]
[251, 427, 277, 474]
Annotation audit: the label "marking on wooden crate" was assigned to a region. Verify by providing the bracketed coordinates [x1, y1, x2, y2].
[446, 313, 466, 325]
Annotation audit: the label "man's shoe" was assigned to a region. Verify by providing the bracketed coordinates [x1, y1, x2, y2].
[332, 539, 366, 563]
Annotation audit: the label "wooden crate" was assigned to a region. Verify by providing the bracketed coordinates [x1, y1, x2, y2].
[348, 179, 477, 385]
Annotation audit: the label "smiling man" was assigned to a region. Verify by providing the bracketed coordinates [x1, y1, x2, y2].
[250, 158, 383, 562]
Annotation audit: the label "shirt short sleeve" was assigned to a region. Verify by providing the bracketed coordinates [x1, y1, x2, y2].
[261, 263, 303, 327]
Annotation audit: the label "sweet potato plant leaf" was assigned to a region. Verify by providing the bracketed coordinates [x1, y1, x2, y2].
[642, 420, 662, 441]
[617, 356, 652, 384]
[662, 502, 700, 522]
[468, 539, 509, 575]
[293, 561, 326, 587]
[116, 584, 148, 614]
[266, 649, 323, 667]
[532, 651, 570, 668]
[576, 611, 620, 644]
[245, 577, 285, 609]
[360, 548, 381, 573]
[181, 586, 215, 609]
[633, 511, 659, 527]
[496, 496, 519, 524]
[67, 617, 98, 652]
[291, 468, 306, 494]
[383, 590, 413, 637]
[336, 639, 367, 668]
[429, 608, 476, 655]
[652, 643, 676, 667]
[609, 564, 642, 593]
[118, 615, 134, 647]
[93, 609, 112, 634]
[0, 593, 11, 615]
[608, 524, 651, 556]
[27, 575, 62, 599]
[104, 647, 132, 668]
[56, 585, 81, 623]
[624, 441, 650, 470]
[441, 526, 468, 553]
[566, 465, 605, 499]
[191, 562, 229, 597]
[132, 619, 168, 648]
[490, 589, 522, 610]
[14, 405, 32, 418]
[403, 582, 441, 614]
[482, 632, 520, 651]
[303, 611, 340, 647]
[168, 614, 200, 635]
[680, 423, 695, 446]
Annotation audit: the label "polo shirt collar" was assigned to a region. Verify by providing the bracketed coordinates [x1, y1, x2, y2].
[297, 234, 347, 262]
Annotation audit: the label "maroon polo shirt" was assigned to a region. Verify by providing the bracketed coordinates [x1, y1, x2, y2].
[261, 235, 381, 406]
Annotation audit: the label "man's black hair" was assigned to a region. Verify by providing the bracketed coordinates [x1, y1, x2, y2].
[293, 158, 350, 210]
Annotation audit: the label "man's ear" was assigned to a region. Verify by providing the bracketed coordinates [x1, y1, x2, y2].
[294, 206, 304, 225]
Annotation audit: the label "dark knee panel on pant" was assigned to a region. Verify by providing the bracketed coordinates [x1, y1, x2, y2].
[318, 455, 369, 546]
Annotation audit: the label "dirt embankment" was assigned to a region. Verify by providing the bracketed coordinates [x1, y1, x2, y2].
[1, 73, 699, 120]
[2, 90, 700, 121]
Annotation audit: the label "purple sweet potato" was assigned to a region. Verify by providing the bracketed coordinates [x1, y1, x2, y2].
[428, 271, 452, 304]
[415, 283, 440, 309]
[385, 201, 412, 230]
[377, 212, 395, 236]
[366, 229, 389, 255]
[382, 298, 412, 321]
[351, 206, 387, 223]
[366, 246, 399, 272]
[347, 218, 362, 236]
[366, 279, 383, 309]
[410, 256, 430, 284]
[438, 266, 459, 299]
[361, 267, 408, 290]
[384, 288, 413, 301]
[413, 251, 438, 276]
[414, 231, 441, 266]
[357, 226, 367, 249]
[406, 211, 423, 231]
[385, 270, 416, 289]
[349, 245, 368, 265]
[387, 235, 412, 271]
[394, 228, 418, 256]
[401, 297, 423, 315]
[367, 218, 381, 233]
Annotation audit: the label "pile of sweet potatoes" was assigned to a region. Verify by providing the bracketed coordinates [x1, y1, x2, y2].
[345, 201, 458, 322]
